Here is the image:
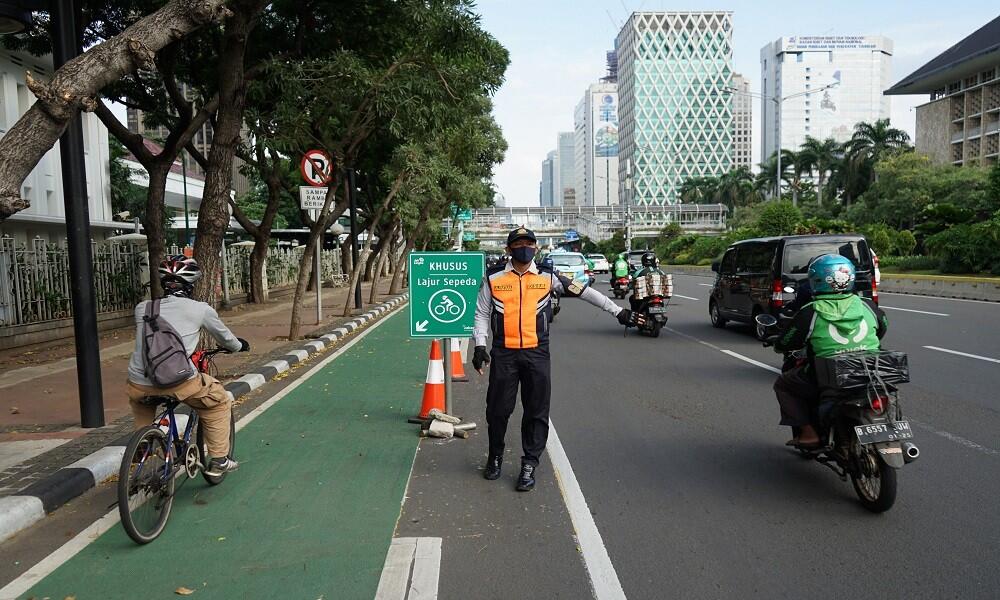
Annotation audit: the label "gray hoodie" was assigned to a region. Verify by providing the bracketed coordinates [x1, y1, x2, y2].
[127, 296, 242, 386]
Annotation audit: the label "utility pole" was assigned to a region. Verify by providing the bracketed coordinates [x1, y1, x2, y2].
[182, 149, 190, 245]
[348, 169, 362, 310]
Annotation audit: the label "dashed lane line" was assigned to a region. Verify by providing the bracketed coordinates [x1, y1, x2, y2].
[923, 346, 1000, 364]
[881, 306, 950, 317]
[672, 294, 700, 301]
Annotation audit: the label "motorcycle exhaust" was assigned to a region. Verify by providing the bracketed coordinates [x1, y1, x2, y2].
[902, 442, 920, 463]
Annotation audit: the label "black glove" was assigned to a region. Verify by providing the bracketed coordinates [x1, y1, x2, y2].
[617, 309, 643, 326]
[472, 346, 490, 372]
[238, 337, 250, 352]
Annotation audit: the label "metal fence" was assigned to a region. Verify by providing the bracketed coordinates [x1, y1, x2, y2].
[0, 235, 145, 327]
[0, 237, 345, 329]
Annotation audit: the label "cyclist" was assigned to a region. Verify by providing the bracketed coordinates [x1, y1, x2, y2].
[126, 256, 248, 477]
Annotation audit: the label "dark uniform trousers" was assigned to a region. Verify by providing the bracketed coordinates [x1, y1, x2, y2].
[485, 345, 552, 467]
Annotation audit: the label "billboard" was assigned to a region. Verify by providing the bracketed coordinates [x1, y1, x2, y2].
[594, 92, 619, 158]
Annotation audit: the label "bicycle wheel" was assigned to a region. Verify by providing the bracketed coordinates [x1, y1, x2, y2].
[198, 409, 236, 486]
[118, 426, 175, 544]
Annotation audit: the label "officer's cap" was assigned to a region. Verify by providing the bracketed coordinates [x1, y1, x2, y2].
[506, 227, 537, 246]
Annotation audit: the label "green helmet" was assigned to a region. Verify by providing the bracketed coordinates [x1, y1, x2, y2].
[808, 254, 856, 294]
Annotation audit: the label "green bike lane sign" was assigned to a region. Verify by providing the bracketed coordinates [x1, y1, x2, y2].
[409, 251, 484, 338]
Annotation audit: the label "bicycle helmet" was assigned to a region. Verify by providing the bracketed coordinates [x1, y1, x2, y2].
[159, 255, 201, 297]
[807, 254, 855, 294]
[641, 252, 657, 267]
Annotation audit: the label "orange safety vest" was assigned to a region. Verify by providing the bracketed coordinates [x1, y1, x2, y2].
[486, 264, 554, 349]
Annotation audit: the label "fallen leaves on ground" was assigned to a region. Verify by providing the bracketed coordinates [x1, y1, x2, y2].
[175, 586, 195, 595]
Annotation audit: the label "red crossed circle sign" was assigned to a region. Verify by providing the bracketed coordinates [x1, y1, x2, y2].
[300, 149, 333, 187]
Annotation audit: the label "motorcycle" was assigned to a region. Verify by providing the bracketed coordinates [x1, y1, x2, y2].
[550, 289, 561, 321]
[634, 294, 668, 337]
[756, 313, 918, 513]
[611, 275, 631, 299]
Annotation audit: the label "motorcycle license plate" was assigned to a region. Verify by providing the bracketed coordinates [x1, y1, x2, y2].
[647, 306, 667, 314]
[854, 421, 913, 445]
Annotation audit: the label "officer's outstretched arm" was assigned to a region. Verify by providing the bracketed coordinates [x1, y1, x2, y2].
[554, 273, 621, 316]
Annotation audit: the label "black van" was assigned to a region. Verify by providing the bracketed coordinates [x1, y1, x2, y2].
[708, 234, 876, 332]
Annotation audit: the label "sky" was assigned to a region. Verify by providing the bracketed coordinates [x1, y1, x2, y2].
[474, 0, 999, 206]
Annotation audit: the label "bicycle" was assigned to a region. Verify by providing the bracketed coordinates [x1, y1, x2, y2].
[117, 347, 236, 544]
[433, 297, 461, 316]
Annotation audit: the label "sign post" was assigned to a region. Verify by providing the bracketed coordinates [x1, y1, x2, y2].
[409, 251, 483, 416]
[300, 149, 333, 324]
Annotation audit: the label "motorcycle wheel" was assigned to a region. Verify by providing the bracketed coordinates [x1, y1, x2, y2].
[649, 321, 661, 338]
[850, 442, 897, 513]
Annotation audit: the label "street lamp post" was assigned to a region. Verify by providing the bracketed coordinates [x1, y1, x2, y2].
[0, 0, 105, 427]
[725, 81, 840, 199]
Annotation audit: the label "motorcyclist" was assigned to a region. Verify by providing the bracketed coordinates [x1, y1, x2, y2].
[771, 254, 888, 448]
[628, 252, 668, 313]
[611, 252, 630, 292]
[126, 256, 249, 476]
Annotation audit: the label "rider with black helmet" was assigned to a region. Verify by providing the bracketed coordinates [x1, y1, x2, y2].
[628, 252, 667, 313]
[126, 255, 249, 477]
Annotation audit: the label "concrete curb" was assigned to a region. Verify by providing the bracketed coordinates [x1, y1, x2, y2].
[0, 293, 409, 545]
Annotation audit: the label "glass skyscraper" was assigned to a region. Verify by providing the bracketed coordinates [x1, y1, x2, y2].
[616, 11, 734, 206]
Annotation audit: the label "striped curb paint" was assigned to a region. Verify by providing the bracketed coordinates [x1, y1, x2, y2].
[0, 293, 409, 545]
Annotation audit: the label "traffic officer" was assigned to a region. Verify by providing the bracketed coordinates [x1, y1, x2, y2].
[472, 227, 643, 491]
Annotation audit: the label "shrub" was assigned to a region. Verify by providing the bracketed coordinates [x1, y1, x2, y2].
[754, 201, 802, 237]
[926, 224, 1000, 273]
[893, 230, 917, 256]
[882, 255, 938, 271]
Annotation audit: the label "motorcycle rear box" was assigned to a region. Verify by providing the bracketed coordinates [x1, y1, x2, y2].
[813, 351, 910, 390]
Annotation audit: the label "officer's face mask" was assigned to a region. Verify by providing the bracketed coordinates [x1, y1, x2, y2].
[510, 246, 536, 264]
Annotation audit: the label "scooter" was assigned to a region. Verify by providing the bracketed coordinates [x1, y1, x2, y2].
[611, 275, 631, 299]
[633, 294, 668, 338]
[756, 313, 918, 513]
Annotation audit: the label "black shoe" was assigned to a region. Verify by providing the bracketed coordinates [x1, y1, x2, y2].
[483, 455, 502, 480]
[515, 463, 536, 492]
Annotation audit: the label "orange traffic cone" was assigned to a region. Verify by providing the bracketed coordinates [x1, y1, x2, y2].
[450, 338, 469, 382]
[419, 340, 446, 419]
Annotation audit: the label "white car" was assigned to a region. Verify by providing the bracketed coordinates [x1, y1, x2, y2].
[587, 253, 610, 273]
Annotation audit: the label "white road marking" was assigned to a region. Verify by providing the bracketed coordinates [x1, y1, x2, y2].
[0, 304, 407, 600]
[672, 294, 700, 301]
[881, 306, 949, 317]
[923, 346, 1000, 365]
[720, 349, 782, 374]
[879, 291, 998, 305]
[910, 420, 999, 457]
[698, 283, 714, 287]
[547, 422, 627, 600]
[375, 537, 442, 600]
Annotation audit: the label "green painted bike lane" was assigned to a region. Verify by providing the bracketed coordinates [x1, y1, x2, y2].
[24, 311, 424, 600]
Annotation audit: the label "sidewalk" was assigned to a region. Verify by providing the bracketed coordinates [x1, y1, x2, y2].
[0, 280, 398, 497]
[7, 310, 428, 600]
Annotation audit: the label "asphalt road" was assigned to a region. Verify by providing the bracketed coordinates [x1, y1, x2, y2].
[539, 273, 999, 599]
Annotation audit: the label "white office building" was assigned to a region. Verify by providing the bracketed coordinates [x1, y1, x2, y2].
[556, 132, 575, 206]
[0, 50, 114, 243]
[573, 82, 619, 207]
[760, 36, 893, 160]
[732, 73, 752, 170]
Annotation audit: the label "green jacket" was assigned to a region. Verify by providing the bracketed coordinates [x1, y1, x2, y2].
[776, 293, 887, 358]
[613, 257, 630, 278]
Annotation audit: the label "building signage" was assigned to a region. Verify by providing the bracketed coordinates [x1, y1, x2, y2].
[594, 92, 619, 158]
[785, 36, 881, 51]
[408, 252, 485, 338]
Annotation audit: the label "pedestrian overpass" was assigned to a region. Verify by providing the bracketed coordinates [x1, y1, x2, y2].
[451, 204, 727, 248]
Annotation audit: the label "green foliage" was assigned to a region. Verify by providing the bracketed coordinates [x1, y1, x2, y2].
[108, 138, 173, 231]
[879, 255, 938, 271]
[925, 212, 1000, 273]
[754, 201, 802, 237]
[794, 218, 852, 235]
[894, 230, 917, 256]
[595, 230, 626, 259]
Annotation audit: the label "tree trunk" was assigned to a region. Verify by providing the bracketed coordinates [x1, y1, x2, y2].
[0, 0, 233, 221]
[287, 235, 319, 340]
[390, 237, 415, 295]
[340, 237, 352, 277]
[144, 164, 171, 298]
[249, 240, 268, 302]
[369, 220, 398, 304]
[364, 225, 391, 281]
[193, 9, 257, 305]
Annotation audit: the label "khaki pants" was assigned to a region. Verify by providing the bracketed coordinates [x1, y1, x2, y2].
[127, 374, 232, 458]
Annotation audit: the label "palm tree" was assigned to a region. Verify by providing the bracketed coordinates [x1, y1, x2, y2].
[799, 136, 841, 207]
[782, 149, 813, 207]
[847, 119, 911, 184]
[679, 175, 720, 204]
[715, 167, 758, 209]
[755, 151, 790, 200]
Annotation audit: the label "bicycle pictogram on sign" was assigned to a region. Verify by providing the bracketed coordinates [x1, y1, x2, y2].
[428, 289, 466, 324]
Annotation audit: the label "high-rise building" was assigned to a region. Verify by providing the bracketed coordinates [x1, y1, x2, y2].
[732, 73, 752, 170]
[602, 50, 618, 84]
[557, 132, 575, 206]
[886, 16, 999, 167]
[760, 36, 892, 161]
[573, 82, 619, 207]
[572, 99, 587, 209]
[617, 11, 735, 206]
[539, 150, 557, 207]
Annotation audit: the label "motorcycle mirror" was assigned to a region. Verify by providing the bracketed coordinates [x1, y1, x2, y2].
[755, 314, 778, 328]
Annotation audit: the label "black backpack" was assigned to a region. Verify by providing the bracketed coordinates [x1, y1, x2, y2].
[142, 299, 194, 387]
